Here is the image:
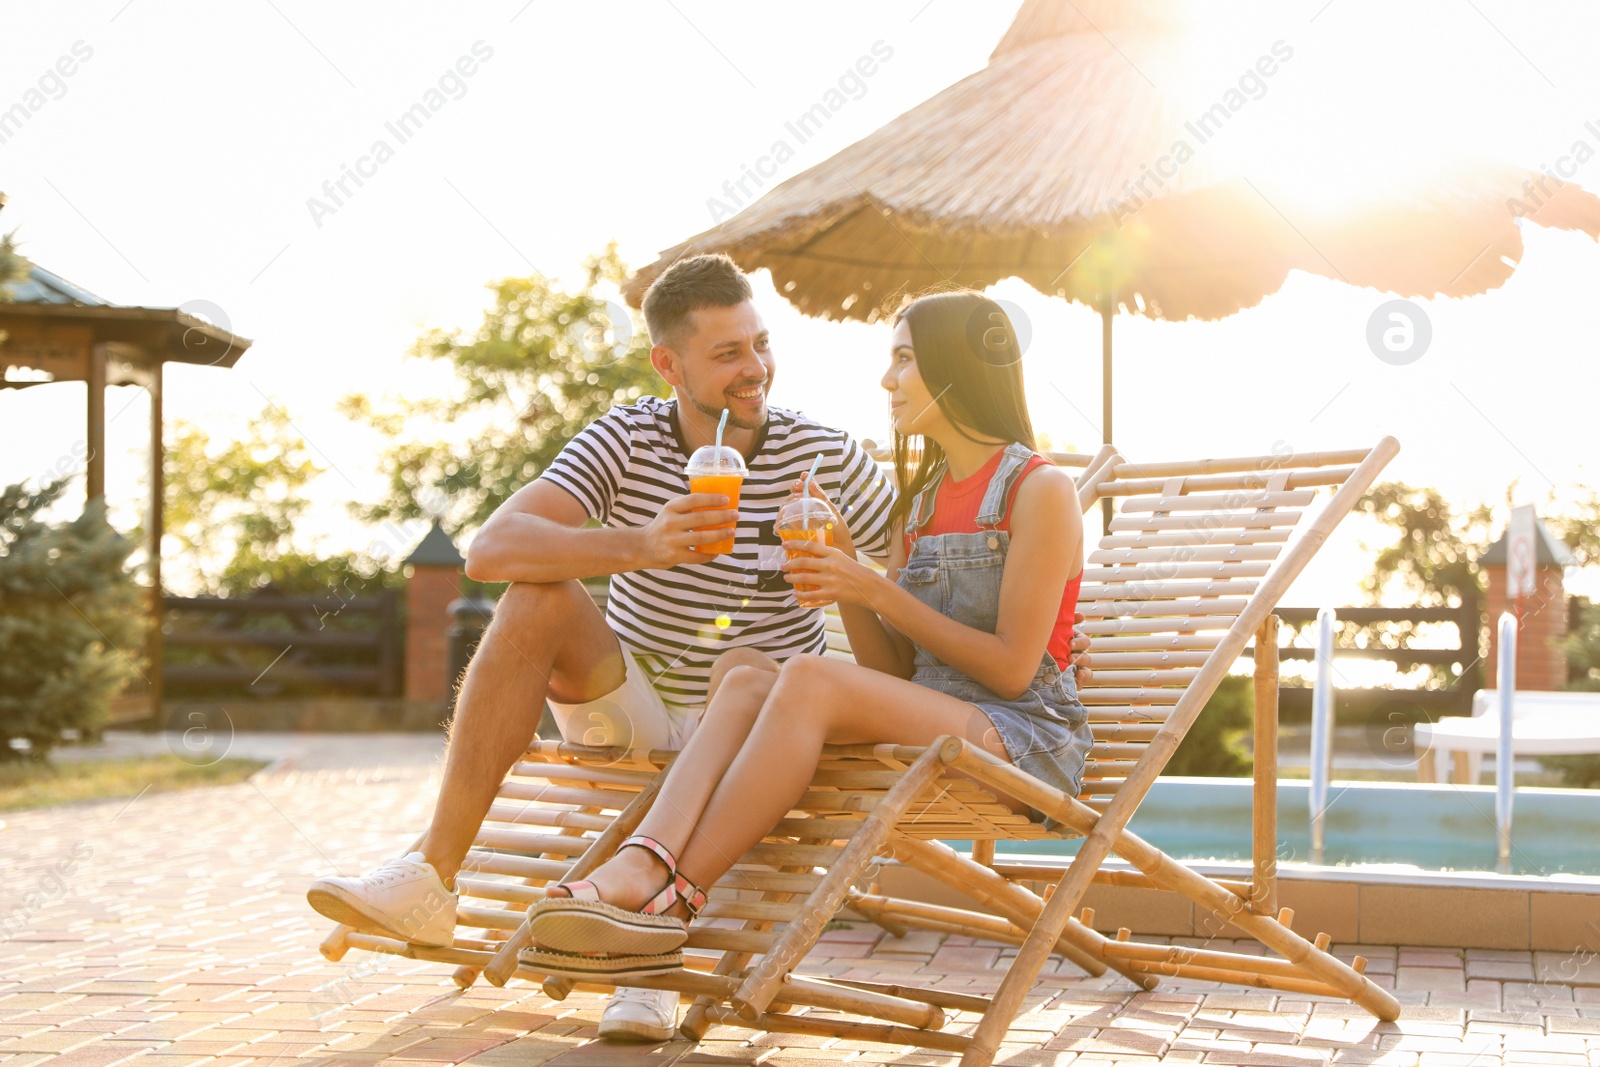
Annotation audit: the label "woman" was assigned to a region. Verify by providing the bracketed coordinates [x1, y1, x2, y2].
[523, 290, 1091, 977]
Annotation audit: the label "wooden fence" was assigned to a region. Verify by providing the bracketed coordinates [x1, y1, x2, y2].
[1269, 599, 1482, 723]
[162, 591, 401, 698]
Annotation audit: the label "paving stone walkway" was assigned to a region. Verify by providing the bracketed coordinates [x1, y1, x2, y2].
[3, 752, 1598, 1066]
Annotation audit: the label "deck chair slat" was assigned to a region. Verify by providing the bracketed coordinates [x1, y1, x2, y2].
[1116, 447, 1372, 477]
[1108, 512, 1300, 533]
[1092, 540, 1286, 560]
[512, 761, 660, 787]
[686, 927, 781, 953]
[1078, 615, 1241, 634]
[481, 804, 613, 832]
[1079, 579, 1259, 599]
[1101, 466, 1358, 495]
[457, 904, 526, 931]
[1084, 707, 1175, 724]
[767, 820, 871, 844]
[1088, 634, 1223, 652]
[1087, 561, 1272, 581]
[1088, 651, 1214, 668]
[745, 841, 845, 866]
[701, 900, 807, 922]
[1084, 668, 1200, 687]
[1090, 743, 1154, 760]
[1088, 723, 1162, 741]
[1080, 596, 1248, 617]
[1117, 489, 1315, 513]
[461, 853, 571, 881]
[473, 828, 596, 856]
[1080, 689, 1187, 706]
[807, 769, 915, 788]
[494, 782, 639, 810]
[473, 809, 611, 831]
[709, 870, 825, 894]
[456, 878, 545, 906]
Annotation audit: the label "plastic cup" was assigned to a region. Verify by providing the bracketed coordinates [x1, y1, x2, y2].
[776, 496, 836, 604]
[685, 444, 747, 555]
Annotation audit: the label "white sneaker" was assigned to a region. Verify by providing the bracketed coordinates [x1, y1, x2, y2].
[306, 852, 457, 948]
[599, 985, 679, 1043]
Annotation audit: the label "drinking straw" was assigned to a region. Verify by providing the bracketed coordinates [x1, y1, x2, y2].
[715, 408, 728, 450]
[802, 453, 823, 494]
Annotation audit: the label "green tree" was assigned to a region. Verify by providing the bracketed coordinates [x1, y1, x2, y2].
[161, 406, 391, 596]
[1566, 597, 1600, 692]
[1537, 598, 1600, 787]
[1545, 489, 1600, 570]
[1165, 673, 1254, 777]
[344, 244, 667, 535]
[0, 479, 143, 761]
[0, 212, 31, 345]
[162, 406, 319, 592]
[1354, 482, 1495, 608]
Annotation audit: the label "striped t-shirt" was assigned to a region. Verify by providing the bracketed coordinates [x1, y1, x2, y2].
[541, 396, 897, 709]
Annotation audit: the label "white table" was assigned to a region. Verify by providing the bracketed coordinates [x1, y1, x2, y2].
[1415, 690, 1600, 784]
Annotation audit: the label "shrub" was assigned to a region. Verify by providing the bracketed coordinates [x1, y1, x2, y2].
[0, 479, 143, 761]
[1537, 597, 1600, 788]
[1163, 672, 1254, 777]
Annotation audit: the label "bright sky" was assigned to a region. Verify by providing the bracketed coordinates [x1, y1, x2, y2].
[3, 1, 1598, 613]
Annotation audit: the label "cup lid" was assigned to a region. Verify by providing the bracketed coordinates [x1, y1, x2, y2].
[686, 444, 747, 474]
[778, 496, 834, 526]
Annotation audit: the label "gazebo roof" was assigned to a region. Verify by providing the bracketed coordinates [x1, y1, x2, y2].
[1, 264, 253, 380]
[10, 264, 111, 306]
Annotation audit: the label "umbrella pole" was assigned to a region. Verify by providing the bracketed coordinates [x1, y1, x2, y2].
[1100, 301, 1114, 533]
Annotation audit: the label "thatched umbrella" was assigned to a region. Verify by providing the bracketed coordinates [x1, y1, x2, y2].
[623, 0, 1600, 472]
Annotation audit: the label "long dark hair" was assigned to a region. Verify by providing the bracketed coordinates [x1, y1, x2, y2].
[888, 291, 1038, 533]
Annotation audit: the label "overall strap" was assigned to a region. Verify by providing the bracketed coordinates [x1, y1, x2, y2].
[904, 461, 948, 541]
[975, 443, 1041, 529]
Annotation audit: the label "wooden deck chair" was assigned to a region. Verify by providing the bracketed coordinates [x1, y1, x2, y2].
[318, 439, 1402, 1067]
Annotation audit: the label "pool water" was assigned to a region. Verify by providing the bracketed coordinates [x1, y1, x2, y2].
[994, 778, 1600, 878]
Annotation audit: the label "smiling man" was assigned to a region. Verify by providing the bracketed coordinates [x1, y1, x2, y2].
[306, 254, 898, 1041]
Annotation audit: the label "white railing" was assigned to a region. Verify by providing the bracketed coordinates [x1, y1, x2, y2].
[1496, 612, 1516, 872]
[1308, 606, 1337, 863]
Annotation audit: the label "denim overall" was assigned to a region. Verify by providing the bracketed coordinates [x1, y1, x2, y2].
[900, 443, 1094, 821]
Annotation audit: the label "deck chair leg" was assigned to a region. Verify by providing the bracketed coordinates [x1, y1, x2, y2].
[884, 836, 1156, 986]
[1251, 614, 1281, 916]
[959, 832, 1107, 1066]
[482, 767, 669, 987]
[1095, 817, 1402, 1021]
[730, 743, 949, 1020]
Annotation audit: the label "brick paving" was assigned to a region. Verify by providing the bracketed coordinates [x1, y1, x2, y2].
[3, 758, 1599, 1066]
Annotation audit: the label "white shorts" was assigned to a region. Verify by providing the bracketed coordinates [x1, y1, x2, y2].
[545, 645, 703, 752]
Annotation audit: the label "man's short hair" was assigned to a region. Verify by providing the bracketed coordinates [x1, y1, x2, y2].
[641, 253, 753, 349]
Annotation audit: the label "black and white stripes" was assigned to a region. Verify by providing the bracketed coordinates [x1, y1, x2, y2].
[541, 396, 896, 709]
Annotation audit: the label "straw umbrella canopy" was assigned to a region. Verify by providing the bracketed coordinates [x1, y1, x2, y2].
[622, 0, 1600, 465]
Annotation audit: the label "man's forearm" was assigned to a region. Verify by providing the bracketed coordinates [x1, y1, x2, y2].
[464, 514, 649, 585]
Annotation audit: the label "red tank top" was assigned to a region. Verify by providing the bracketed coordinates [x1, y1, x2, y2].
[905, 450, 1081, 669]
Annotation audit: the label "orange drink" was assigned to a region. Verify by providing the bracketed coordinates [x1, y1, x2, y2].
[685, 444, 746, 556]
[776, 496, 836, 604]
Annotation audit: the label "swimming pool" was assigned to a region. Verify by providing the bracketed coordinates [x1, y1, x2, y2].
[995, 778, 1600, 878]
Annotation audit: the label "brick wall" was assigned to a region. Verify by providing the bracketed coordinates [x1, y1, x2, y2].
[1483, 564, 1568, 690]
[405, 565, 461, 702]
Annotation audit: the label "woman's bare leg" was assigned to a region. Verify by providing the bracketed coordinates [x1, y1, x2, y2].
[547, 662, 777, 911]
[705, 647, 779, 705]
[674, 654, 1010, 892]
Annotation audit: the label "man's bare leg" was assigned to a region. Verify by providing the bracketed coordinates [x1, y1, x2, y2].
[419, 580, 626, 886]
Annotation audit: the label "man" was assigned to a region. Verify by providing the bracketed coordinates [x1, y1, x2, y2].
[307, 254, 901, 1041]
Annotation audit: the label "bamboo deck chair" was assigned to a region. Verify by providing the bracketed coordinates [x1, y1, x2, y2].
[319, 439, 1402, 1067]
